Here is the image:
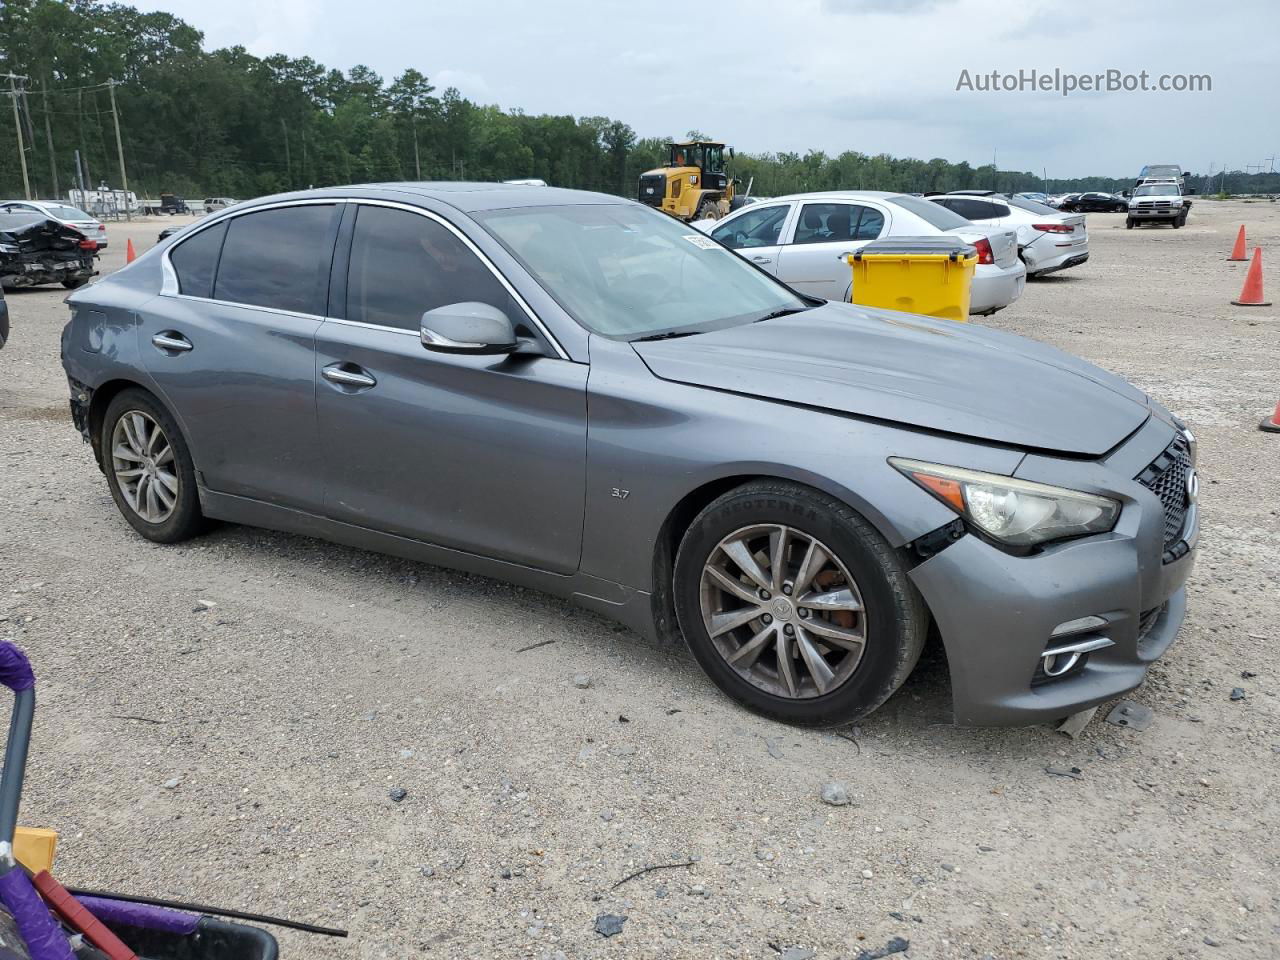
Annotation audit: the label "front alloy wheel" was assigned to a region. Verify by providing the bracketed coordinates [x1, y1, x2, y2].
[700, 524, 867, 699]
[674, 480, 927, 726]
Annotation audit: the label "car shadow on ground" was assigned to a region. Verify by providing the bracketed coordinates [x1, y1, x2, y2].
[181, 518, 1064, 757]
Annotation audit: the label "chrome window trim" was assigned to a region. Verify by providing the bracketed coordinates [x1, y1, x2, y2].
[160, 196, 569, 360]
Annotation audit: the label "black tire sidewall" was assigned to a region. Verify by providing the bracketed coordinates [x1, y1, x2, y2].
[102, 389, 204, 543]
[673, 484, 923, 726]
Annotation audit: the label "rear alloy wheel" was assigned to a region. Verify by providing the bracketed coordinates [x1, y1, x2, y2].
[103, 389, 206, 543]
[674, 481, 927, 726]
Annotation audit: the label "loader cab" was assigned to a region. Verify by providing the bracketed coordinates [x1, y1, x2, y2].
[639, 140, 736, 222]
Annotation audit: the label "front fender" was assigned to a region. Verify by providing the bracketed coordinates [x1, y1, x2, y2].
[581, 336, 1025, 592]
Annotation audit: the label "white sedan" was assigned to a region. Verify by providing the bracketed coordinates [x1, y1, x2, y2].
[698, 191, 1025, 315]
[0, 199, 108, 249]
[930, 193, 1088, 278]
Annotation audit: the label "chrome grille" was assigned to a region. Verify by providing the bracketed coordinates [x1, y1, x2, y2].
[1135, 435, 1192, 547]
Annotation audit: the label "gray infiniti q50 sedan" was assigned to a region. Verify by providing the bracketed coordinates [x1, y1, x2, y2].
[60, 183, 1198, 727]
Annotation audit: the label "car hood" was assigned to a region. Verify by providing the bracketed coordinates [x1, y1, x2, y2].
[632, 302, 1151, 456]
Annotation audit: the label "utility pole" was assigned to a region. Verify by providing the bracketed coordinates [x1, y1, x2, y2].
[280, 117, 291, 187]
[106, 79, 130, 219]
[412, 113, 421, 180]
[41, 80, 58, 198]
[6, 73, 32, 200]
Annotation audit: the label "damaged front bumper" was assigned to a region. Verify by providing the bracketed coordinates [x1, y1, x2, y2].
[907, 416, 1198, 726]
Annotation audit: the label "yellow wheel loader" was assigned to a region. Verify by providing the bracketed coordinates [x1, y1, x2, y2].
[637, 140, 738, 222]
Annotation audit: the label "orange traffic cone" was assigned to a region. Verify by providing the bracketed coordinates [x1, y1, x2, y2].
[1261, 399, 1280, 434]
[1231, 248, 1271, 306]
[1227, 225, 1248, 261]
[126, 238, 137, 263]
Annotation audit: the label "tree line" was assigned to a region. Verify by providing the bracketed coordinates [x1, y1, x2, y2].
[2, 0, 1277, 204]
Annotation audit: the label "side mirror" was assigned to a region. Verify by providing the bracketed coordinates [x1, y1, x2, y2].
[420, 302, 517, 354]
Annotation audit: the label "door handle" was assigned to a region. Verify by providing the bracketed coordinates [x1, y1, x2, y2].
[322, 363, 376, 389]
[151, 331, 192, 353]
[750, 256, 772, 264]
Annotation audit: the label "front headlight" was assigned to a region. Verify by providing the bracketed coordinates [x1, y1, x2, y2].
[890, 458, 1120, 547]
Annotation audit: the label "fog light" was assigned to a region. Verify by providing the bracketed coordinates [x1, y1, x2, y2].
[1040, 635, 1114, 678]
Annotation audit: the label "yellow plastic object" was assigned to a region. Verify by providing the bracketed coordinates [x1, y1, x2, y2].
[847, 245, 978, 323]
[13, 826, 58, 872]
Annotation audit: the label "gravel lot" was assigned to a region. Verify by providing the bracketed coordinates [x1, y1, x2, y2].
[1, 200, 1278, 960]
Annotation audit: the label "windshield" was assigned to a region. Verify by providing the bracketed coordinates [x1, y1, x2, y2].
[888, 194, 971, 229]
[476, 203, 809, 340]
[1009, 196, 1060, 215]
[1134, 184, 1180, 197]
[1140, 165, 1181, 179]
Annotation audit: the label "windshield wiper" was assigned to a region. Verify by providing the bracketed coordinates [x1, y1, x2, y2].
[753, 306, 811, 323]
[631, 330, 701, 342]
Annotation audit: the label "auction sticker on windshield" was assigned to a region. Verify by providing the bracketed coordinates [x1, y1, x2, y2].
[683, 234, 721, 250]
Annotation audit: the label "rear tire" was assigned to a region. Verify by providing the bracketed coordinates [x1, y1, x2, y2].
[695, 197, 720, 222]
[673, 480, 927, 726]
[102, 388, 206, 543]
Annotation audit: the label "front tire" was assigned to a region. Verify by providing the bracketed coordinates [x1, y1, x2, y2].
[61, 277, 89, 289]
[1126, 218, 1135, 229]
[673, 481, 927, 726]
[102, 389, 206, 543]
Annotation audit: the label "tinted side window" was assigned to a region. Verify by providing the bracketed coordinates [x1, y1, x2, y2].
[711, 204, 789, 249]
[213, 205, 335, 314]
[946, 198, 995, 221]
[794, 203, 856, 244]
[987, 202, 1011, 217]
[854, 207, 886, 240]
[170, 221, 227, 299]
[346, 205, 518, 331]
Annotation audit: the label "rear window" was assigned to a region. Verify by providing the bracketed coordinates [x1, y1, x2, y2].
[170, 221, 228, 299]
[213, 205, 335, 314]
[44, 205, 90, 220]
[1008, 196, 1060, 216]
[888, 194, 970, 230]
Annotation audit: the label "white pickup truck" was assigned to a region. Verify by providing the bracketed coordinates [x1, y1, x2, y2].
[1126, 182, 1190, 229]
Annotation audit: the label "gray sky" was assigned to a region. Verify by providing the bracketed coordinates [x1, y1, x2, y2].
[140, 0, 1277, 178]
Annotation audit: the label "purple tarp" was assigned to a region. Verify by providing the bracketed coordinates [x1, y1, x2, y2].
[77, 896, 199, 936]
[0, 645, 34, 693]
[0, 869, 73, 960]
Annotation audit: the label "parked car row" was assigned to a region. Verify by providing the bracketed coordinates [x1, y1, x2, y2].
[697, 185, 1098, 314]
[58, 182, 1199, 728]
[696, 191, 1026, 315]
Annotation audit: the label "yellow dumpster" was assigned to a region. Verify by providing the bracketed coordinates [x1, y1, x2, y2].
[847, 237, 978, 322]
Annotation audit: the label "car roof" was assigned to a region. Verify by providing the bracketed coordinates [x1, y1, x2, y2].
[764, 190, 901, 203]
[228, 182, 631, 216]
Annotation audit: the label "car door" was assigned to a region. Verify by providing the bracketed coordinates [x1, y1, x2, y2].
[313, 201, 587, 575]
[775, 201, 888, 300]
[709, 203, 793, 275]
[137, 201, 339, 512]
